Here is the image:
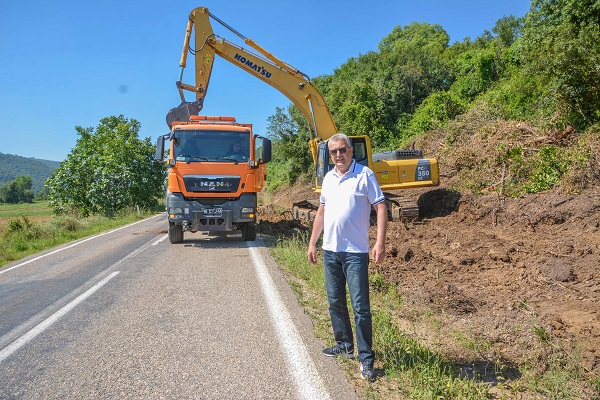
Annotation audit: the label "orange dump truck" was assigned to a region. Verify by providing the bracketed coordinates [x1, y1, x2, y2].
[155, 115, 271, 243]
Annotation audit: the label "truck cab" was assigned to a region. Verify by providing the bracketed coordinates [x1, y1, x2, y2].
[156, 115, 271, 243]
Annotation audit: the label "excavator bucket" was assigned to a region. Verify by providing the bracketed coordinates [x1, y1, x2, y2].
[166, 99, 204, 129]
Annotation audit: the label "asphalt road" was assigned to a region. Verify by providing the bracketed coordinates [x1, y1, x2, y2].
[0, 214, 358, 399]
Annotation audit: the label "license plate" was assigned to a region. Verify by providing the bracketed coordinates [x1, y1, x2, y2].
[202, 208, 222, 216]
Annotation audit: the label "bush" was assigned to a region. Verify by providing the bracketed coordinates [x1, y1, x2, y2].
[7, 216, 42, 240]
[525, 146, 569, 193]
[49, 216, 82, 232]
[403, 92, 466, 142]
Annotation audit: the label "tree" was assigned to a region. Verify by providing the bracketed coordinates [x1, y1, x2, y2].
[46, 115, 165, 216]
[267, 106, 313, 184]
[0, 176, 34, 203]
[517, 0, 600, 127]
[323, 22, 453, 149]
[492, 15, 523, 47]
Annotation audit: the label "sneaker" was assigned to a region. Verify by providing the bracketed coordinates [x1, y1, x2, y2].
[322, 344, 354, 359]
[360, 362, 376, 382]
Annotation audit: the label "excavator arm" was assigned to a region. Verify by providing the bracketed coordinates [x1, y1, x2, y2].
[167, 7, 337, 162]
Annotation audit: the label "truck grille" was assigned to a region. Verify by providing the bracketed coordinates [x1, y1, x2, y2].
[183, 176, 241, 193]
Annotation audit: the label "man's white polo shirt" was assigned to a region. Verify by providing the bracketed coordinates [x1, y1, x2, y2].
[320, 160, 385, 253]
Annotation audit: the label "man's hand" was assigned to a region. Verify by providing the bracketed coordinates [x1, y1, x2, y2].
[371, 202, 387, 263]
[307, 205, 325, 265]
[371, 241, 385, 263]
[307, 243, 318, 264]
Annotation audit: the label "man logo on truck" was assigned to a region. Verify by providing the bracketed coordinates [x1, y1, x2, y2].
[195, 181, 231, 188]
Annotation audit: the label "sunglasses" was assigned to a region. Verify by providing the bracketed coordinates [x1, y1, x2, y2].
[329, 147, 348, 155]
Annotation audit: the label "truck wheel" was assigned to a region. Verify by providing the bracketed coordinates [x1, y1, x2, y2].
[169, 221, 184, 244]
[242, 222, 257, 241]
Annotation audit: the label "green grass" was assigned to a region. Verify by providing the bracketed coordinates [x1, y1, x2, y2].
[0, 201, 53, 218]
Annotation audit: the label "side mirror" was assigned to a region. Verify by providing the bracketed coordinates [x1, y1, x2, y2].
[155, 136, 165, 161]
[254, 136, 272, 164]
[261, 138, 272, 163]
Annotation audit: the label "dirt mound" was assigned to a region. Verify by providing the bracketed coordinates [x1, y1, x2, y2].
[373, 187, 600, 372]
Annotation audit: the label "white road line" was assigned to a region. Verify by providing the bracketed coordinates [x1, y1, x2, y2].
[0, 214, 162, 275]
[0, 271, 121, 364]
[247, 241, 331, 400]
[152, 234, 168, 245]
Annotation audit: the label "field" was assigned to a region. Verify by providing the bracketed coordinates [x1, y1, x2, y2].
[0, 201, 54, 234]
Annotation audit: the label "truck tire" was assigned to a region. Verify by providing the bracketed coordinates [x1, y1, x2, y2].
[242, 222, 257, 241]
[169, 221, 184, 244]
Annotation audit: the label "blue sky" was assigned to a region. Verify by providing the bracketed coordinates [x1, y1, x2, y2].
[0, 0, 531, 161]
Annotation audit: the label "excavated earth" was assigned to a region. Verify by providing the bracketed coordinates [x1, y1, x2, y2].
[257, 182, 600, 382]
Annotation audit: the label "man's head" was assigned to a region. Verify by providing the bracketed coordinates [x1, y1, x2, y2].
[328, 133, 353, 174]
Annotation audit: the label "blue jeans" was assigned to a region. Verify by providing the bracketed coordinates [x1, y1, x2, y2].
[323, 250, 374, 365]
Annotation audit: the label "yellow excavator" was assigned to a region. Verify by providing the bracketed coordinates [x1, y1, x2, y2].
[167, 7, 440, 221]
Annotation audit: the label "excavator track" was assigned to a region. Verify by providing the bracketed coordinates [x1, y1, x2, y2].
[385, 194, 420, 221]
[292, 199, 320, 222]
[291, 194, 419, 223]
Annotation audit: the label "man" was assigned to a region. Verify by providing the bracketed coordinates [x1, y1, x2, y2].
[307, 133, 387, 382]
[225, 142, 246, 158]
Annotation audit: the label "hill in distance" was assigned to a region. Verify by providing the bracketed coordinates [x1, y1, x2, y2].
[0, 152, 61, 193]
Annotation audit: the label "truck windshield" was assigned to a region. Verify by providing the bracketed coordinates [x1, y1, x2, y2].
[172, 130, 250, 162]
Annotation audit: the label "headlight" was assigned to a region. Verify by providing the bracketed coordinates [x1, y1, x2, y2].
[170, 207, 183, 214]
[241, 207, 254, 213]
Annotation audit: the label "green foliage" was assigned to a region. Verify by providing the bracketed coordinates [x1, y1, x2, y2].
[266, 106, 313, 187]
[492, 15, 524, 47]
[333, 81, 392, 146]
[525, 146, 570, 193]
[405, 92, 466, 140]
[46, 115, 165, 217]
[0, 209, 156, 267]
[265, 161, 289, 192]
[0, 176, 35, 203]
[516, 0, 600, 127]
[7, 216, 41, 240]
[496, 144, 528, 196]
[484, 71, 550, 121]
[500, 143, 580, 196]
[316, 22, 453, 150]
[263, 3, 599, 196]
[442, 118, 600, 197]
[533, 325, 550, 342]
[559, 126, 600, 193]
[450, 46, 501, 102]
